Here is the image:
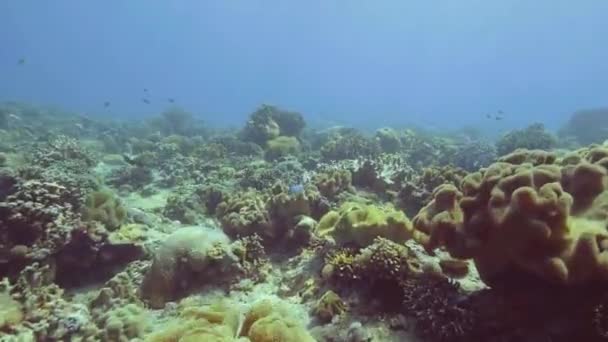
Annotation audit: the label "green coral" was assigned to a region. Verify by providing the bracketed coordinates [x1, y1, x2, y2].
[82, 190, 127, 230]
[313, 290, 346, 323]
[265, 136, 301, 160]
[318, 202, 415, 247]
[314, 169, 353, 199]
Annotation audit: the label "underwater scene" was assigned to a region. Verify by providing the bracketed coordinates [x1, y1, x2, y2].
[1, 1, 608, 341]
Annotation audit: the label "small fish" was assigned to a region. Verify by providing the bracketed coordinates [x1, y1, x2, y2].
[498, 110, 504, 115]
[288, 184, 305, 195]
[485, 114, 491, 119]
[104, 101, 111, 108]
[143, 88, 148, 92]
[495, 116, 503, 121]
[168, 98, 175, 103]
[17, 58, 26, 65]
[142, 98, 150, 104]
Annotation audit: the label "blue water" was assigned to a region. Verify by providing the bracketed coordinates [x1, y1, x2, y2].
[1, 1, 607, 134]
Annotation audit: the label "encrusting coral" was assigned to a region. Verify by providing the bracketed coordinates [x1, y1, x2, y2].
[146, 298, 314, 342]
[413, 147, 608, 287]
[82, 189, 127, 231]
[140, 226, 242, 308]
[318, 202, 418, 247]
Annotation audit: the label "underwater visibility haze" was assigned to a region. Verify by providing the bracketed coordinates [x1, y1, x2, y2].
[1, 1, 608, 341]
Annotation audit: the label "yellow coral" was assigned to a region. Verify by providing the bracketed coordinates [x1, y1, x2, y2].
[318, 202, 415, 247]
[0, 292, 23, 330]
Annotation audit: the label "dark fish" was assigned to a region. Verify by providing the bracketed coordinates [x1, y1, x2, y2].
[104, 101, 111, 108]
[495, 116, 503, 121]
[498, 110, 504, 115]
[486, 114, 491, 119]
[17, 58, 26, 65]
[142, 98, 150, 104]
[168, 98, 175, 103]
[143, 88, 148, 92]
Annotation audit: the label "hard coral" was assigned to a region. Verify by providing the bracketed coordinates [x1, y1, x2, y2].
[559, 108, 608, 146]
[496, 123, 557, 156]
[216, 190, 274, 240]
[313, 290, 346, 323]
[402, 274, 475, 342]
[265, 136, 301, 160]
[140, 226, 241, 308]
[320, 130, 381, 161]
[82, 190, 127, 231]
[0, 180, 77, 275]
[413, 147, 608, 287]
[314, 168, 353, 199]
[244, 104, 305, 141]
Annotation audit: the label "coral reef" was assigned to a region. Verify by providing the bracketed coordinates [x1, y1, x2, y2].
[82, 190, 127, 231]
[496, 122, 557, 156]
[140, 226, 242, 308]
[241, 104, 305, 146]
[559, 108, 608, 146]
[321, 129, 381, 161]
[4, 101, 608, 342]
[375, 127, 402, 153]
[265, 136, 301, 160]
[413, 147, 608, 287]
[318, 202, 416, 247]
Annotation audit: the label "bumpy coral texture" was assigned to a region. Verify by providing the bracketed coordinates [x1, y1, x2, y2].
[140, 227, 241, 308]
[413, 147, 608, 286]
[82, 190, 127, 231]
[318, 202, 416, 247]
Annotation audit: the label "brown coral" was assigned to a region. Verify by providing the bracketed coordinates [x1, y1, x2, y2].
[413, 148, 608, 286]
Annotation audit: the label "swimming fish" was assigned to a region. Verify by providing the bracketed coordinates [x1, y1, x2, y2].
[142, 98, 150, 104]
[104, 101, 111, 108]
[168, 98, 175, 103]
[17, 58, 25, 65]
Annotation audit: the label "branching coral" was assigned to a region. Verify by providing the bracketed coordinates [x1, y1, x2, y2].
[30, 135, 97, 169]
[320, 130, 381, 161]
[216, 190, 274, 240]
[314, 168, 353, 199]
[402, 274, 476, 342]
[397, 165, 466, 217]
[82, 190, 127, 231]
